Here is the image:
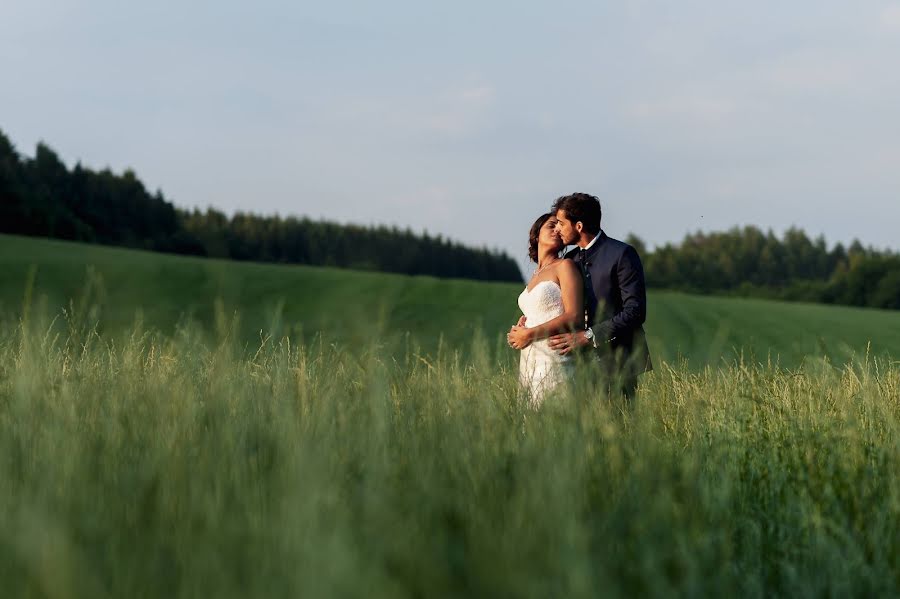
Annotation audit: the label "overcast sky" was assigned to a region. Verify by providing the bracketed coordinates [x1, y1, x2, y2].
[2, 0, 899, 275]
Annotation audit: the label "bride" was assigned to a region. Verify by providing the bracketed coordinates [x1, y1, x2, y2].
[507, 213, 584, 406]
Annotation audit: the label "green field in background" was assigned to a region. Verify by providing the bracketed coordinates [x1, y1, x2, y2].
[3, 233, 900, 366]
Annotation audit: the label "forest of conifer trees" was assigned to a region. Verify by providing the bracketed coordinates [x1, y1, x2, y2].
[0, 130, 522, 282]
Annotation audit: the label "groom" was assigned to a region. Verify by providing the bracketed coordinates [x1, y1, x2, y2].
[546, 192, 652, 400]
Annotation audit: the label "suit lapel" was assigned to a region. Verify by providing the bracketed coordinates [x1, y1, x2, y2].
[582, 231, 607, 263]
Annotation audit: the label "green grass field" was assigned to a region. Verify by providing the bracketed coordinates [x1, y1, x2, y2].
[1, 313, 898, 596]
[2, 234, 900, 596]
[2, 233, 900, 366]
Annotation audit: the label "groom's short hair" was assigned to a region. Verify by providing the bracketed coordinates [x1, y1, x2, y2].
[552, 193, 601, 235]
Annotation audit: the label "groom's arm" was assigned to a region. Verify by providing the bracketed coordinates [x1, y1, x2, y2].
[592, 246, 647, 342]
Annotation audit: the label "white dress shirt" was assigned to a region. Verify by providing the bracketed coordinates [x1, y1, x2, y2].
[582, 231, 602, 251]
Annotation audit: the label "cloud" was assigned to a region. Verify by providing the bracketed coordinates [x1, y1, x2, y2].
[760, 50, 856, 91]
[420, 84, 497, 138]
[880, 3, 900, 31]
[458, 85, 495, 104]
[625, 93, 737, 125]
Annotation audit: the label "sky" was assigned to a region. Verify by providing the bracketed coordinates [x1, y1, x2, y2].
[2, 0, 900, 276]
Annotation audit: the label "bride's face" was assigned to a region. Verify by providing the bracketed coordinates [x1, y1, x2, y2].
[539, 217, 563, 251]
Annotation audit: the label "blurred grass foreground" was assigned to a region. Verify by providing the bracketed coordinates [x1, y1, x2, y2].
[0, 306, 899, 597]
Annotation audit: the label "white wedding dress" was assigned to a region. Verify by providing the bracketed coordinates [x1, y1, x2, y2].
[517, 280, 574, 406]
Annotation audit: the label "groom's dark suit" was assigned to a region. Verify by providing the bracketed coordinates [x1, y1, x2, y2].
[566, 231, 652, 397]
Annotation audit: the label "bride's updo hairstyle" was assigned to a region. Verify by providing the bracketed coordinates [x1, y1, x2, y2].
[528, 213, 552, 263]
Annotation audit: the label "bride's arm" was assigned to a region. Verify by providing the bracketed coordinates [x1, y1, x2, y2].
[508, 261, 583, 347]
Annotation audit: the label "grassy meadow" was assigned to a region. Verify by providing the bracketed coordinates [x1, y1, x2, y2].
[3, 233, 900, 366]
[2, 233, 900, 596]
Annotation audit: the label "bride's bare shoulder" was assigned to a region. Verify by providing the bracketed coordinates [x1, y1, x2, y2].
[555, 259, 580, 275]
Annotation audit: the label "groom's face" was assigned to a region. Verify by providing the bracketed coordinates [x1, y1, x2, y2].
[553, 210, 581, 245]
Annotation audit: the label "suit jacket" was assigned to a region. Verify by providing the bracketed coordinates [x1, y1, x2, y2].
[565, 232, 652, 376]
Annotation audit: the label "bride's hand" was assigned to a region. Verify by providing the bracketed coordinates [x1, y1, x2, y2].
[507, 325, 533, 350]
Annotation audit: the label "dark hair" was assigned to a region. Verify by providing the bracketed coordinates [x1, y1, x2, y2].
[528, 213, 553, 263]
[551, 192, 601, 235]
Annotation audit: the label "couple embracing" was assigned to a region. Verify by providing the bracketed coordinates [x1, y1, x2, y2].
[507, 193, 652, 406]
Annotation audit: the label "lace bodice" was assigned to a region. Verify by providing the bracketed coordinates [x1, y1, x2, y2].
[517, 280, 565, 327]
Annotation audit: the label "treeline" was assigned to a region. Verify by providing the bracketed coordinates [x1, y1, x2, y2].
[4, 129, 898, 307]
[0, 130, 522, 282]
[180, 209, 522, 280]
[627, 228, 900, 310]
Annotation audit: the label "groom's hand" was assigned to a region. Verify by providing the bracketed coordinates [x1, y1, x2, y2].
[548, 331, 590, 356]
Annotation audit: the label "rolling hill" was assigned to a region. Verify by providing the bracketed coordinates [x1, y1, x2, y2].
[3, 233, 900, 367]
